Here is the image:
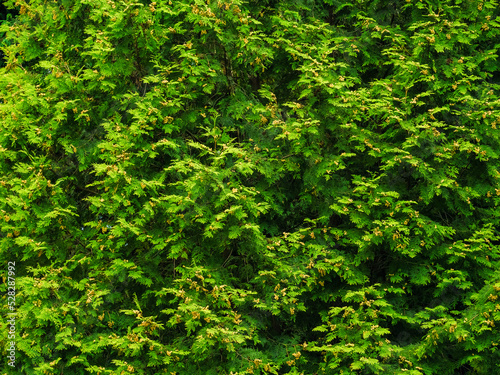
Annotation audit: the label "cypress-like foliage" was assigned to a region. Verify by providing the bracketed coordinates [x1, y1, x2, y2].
[1, 0, 500, 374]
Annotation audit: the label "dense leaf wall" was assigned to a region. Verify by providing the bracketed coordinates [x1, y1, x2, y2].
[1, 0, 500, 374]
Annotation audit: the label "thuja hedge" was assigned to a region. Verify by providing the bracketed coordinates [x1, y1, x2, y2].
[1, 0, 500, 373]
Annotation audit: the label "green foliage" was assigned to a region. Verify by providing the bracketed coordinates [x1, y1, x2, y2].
[1, 0, 500, 374]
